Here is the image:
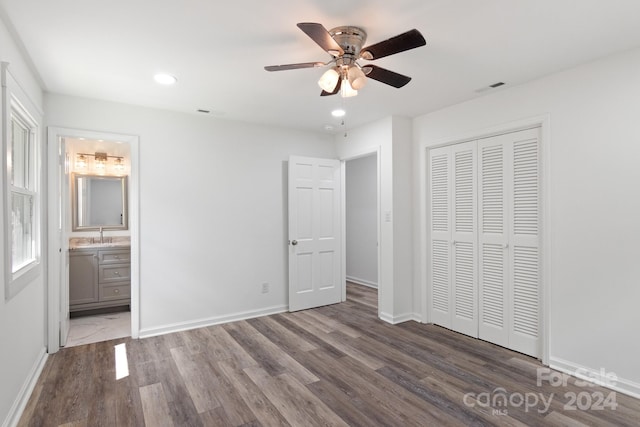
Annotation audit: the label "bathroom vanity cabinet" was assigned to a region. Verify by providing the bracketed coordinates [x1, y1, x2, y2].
[69, 247, 131, 312]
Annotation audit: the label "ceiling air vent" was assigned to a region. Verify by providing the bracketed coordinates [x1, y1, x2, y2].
[475, 82, 506, 93]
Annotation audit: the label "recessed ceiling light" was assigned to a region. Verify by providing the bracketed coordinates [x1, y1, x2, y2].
[154, 73, 177, 85]
[324, 124, 334, 131]
[331, 109, 346, 118]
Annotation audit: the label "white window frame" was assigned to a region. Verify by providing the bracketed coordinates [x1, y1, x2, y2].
[2, 63, 42, 299]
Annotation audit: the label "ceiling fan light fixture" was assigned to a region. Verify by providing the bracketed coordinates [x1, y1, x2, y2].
[265, 23, 426, 97]
[347, 66, 367, 90]
[340, 78, 358, 98]
[318, 68, 340, 92]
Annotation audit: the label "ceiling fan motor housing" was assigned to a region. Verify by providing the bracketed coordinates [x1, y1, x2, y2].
[329, 26, 367, 65]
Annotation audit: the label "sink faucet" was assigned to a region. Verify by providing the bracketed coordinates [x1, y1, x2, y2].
[99, 226, 104, 244]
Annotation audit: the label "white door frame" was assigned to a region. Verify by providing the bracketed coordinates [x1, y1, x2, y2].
[419, 115, 551, 365]
[340, 147, 382, 312]
[46, 127, 140, 353]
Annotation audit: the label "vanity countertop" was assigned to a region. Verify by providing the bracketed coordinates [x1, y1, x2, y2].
[69, 237, 131, 250]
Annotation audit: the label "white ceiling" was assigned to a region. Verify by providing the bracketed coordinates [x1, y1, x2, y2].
[2, 0, 640, 133]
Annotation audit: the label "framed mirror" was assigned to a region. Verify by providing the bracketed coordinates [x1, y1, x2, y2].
[72, 174, 128, 231]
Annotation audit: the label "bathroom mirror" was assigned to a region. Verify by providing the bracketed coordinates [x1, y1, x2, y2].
[72, 174, 128, 231]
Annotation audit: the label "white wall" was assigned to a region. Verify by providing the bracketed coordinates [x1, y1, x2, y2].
[44, 94, 337, 335]
[413, 47, 640, 392]
[336, 116, 414, 322]
[0, 16, 47, 427]
[346, 154, 377, 287]
[391, 117, 414, 318]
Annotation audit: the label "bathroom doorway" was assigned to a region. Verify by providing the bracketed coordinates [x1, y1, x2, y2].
[65, 137, 131, 346]
[47, 128, 140, 352]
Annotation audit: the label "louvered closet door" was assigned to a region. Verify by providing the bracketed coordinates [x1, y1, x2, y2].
[478, 136, 509, 348]
[428, 143, 478, 335]
[477, 128, 540, 358]
[428, 146, 452, 328]
[428, 128, 540, 358]
[450, 142, 478, 336]
[508, 128, 540, 357]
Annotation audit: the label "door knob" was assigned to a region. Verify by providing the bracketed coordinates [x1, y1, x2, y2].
[291, 240, 298, 246]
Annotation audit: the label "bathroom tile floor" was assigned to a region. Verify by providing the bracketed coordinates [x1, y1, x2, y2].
[65, 311, 131, 348]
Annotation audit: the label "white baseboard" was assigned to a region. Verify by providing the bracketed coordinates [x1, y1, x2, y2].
[138, 305, 288, 338]
[346, 276, 378, 289]
[379, 311, 422, 325]
[3, 347, 47, 427]
[550, 356, 640, 399]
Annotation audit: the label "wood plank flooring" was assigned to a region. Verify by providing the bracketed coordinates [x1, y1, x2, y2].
[19, 283, 640, 426]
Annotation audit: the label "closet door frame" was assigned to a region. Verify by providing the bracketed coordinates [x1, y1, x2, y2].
[420, 115, 551, 365]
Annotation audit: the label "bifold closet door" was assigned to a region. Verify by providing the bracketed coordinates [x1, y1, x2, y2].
[428, 142, 478, 336]
[429, 146, 451, 328]
[508, 128, 540, 357]
[478, 128, 540, 358]
[477, 136, 509, 348]
[429, 128, 540, 358]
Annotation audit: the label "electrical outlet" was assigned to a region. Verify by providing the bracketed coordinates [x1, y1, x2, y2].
[261, 282, 269, 294]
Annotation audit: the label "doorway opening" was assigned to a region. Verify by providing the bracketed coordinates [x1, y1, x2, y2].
[64, 137, 131, 346]
[345, 153, 379, 311]
[47, 127, 139, 353]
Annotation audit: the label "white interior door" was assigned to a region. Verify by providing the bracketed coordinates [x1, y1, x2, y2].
[428, 128, 541, 358]
[48, 136, 70, 347]
[428, 146, 452, 327]
[507, 128, 540, 357]
[451, 142, 478, 336]
[60, 145, 70, 346]
[428, 142, 478, 336]
[476, 128, 541, 357]
[478, 136, 509, 347]
[288, 156, 342, 312]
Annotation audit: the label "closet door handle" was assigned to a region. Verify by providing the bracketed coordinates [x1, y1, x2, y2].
[503, 243, 509, 249]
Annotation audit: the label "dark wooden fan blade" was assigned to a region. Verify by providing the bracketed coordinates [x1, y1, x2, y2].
[320, 77, 342, 96]
[297, 22, 344, 56]
[264, 62, 324, 72]
[365, 65, 412, 88]
[360, 29, 426, 60]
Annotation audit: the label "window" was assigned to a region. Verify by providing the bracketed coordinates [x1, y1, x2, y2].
[11, 112, 36, 271]
[3, 64, 42, 299]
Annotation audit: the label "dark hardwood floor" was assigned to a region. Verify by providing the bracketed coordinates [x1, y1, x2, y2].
[19, 283, 640, 426]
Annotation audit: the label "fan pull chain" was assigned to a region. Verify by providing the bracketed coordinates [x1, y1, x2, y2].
[341, 96, 348, 138]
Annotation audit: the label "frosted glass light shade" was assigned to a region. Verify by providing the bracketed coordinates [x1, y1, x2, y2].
[347, 66, 367, 90]
[318, 68, 340, 92]
[340, 78, 358, 98]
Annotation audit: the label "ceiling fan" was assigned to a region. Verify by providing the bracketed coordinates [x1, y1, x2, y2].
[264, 23, 426, 97]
